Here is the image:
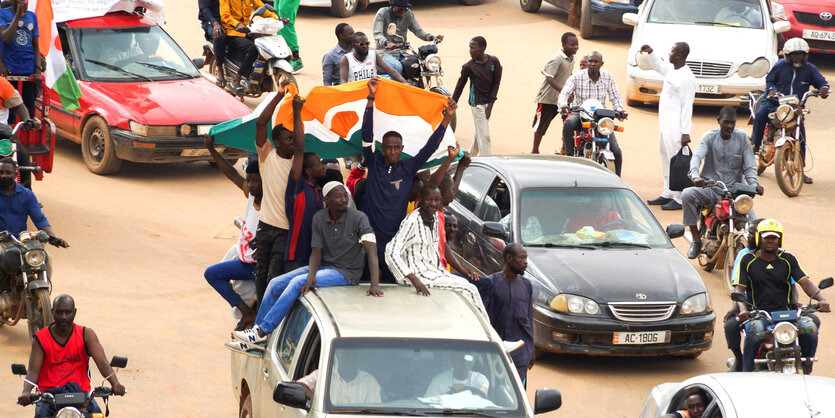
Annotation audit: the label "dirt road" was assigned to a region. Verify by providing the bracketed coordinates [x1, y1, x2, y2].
[2, 0, 834, 416]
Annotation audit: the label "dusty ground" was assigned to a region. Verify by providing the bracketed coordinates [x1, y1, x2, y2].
[2, 0, 834, 416]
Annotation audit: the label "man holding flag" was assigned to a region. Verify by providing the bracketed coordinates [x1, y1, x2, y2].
[0, 0, 41, 123]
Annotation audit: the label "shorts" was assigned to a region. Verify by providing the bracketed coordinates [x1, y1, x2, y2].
[532, 103, 559, 135]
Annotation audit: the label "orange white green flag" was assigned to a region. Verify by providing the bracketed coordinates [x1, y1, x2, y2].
[29, 0, 82, 110]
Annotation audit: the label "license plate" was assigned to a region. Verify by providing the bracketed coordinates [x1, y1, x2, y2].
[197, 125, 214, 136]
[613, 330, 670, 345]
[180, 147, 221, 157]
[697, 84, 722, 94]
[803, 29, 835, 42]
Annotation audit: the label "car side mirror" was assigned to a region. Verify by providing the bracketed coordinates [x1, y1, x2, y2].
[274, 382, 309, 411]
[622, 13, 638, 26]
[730, 292, 747, 303]
[666, 224, 685, 239]
[482, 222, 508, 241]
[110, 356, 128, 369]
[819, 277, 833, 290]
[11, 363, 27, 376]
[534, 388, 562, 414]
[192, 57, 205, 69]
[773, 20, 791, 34]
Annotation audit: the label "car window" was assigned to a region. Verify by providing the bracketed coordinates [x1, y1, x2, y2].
[273, 302, 312, 373]
[647, 0, 763, 29]
[454, 166, 496, 213]
[293, 324, 321, 381]
[669, 385, 720, 417]
[477, 180, 510, 223]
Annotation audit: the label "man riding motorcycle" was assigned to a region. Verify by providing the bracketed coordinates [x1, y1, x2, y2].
[751, 38, 829, 184]
[682, 106, 762, 259]
[734, 219, 831, 373]
[219, 0, 278, 95]
[372, 0, 443, 76]
[0, 158, 67, 246]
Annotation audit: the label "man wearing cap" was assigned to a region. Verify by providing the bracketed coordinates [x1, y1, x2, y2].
[228, 182, 382, 351]
[424, 353, 489, 397]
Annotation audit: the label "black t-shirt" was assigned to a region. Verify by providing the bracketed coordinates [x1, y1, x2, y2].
[737, 250, 809, 312]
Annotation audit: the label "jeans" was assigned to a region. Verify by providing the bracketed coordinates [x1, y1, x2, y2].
[34, 382, 100, 418]
[562, 113, 622, 176]
[7, 81, 38, 125]
[204, 259, 256, 307]
[202, 22, 227, 70]
[254, 222, 291, 304]
[471, 104, 492, 156]
[256, 266, 350, 333]
[727, 313, 819, 350]
[382, 54, 403, 75]
[226, 36, 258, 78]
[742, 316, 818, 372]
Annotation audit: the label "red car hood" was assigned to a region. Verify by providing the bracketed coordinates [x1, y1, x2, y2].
[79, 77, 250, 127]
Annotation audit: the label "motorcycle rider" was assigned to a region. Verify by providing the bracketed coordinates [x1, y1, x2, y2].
[219, 0, 278, 95]
[372, 0, 443, 76]
[557, 51, 627, 176]
[0, 158, 68, 246]
[751, 38, 829, 184]
[339, 32, 405, 84]
[734, 219, 831, 373]
[683, 106, 762, 259]
[17, 294, 126, 417]
[198, 0, 227, 87]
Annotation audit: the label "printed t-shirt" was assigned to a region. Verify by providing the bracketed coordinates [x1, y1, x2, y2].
[285, 175, 324, 264]
[236, 194, 260, 263]
[0, 9, 39, 75]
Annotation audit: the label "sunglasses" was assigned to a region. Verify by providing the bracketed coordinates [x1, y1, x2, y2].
[355, 42, 371, 46]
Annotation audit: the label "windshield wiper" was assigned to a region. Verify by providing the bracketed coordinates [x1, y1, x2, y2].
[423, 410, 502, 417]
[136, 61, 194, 78]
[84, 59, 153, 81]
[693, 21, 733, 26]
[330, 409, 428, 416]
[592, 241, 651, 249]
[526, 243, 596, 250]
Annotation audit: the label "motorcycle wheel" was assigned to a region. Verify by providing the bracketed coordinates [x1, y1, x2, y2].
[329, 0, 358, 17]
[757, 128, 776, 175]
[774, 142, 803, 197]
[272, 70, 298, 92]
[580, 0, 595, 39]
[26, 288, 52, 342]
[520, 0, 542, 12]
[239, 393, 253, 418]
[596, 153, 612, 173]
[723, 236, 745, 294]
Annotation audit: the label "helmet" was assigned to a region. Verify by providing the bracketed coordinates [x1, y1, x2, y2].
[783, 38, 810, 55]
[389, 0, 412, 6]
[755, 218, 784, 247]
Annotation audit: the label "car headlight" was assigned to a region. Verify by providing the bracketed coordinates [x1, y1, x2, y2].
[681, 293, 708, 315]
[25, 249, 46, 266]
[733, 195, 754, 214]
[550, 294, 601, 315]
[773, 322, 798, 345]
[425, 54, 441, 72]
[129, 121, 177, 137]
[772, 2, 786, 20]
[596, 117, 615, 136]
[56, 407, 83, 418]
[129, 121, 149, 136]
[775, 104, 794, 122]
[749, 57, 770, 78]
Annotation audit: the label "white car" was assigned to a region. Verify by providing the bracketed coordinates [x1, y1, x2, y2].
[622, 0, 791, 107]
[641, 373, 835, 417]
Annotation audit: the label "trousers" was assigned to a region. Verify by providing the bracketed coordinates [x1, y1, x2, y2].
[204, 258, 256, 307]
[226, 36, 258, 78]
[659, 139, 683, 204]
[681, 186, 722, 226]
[254, 222, 293, 304]
[276, 0, 300, 53]
[471, 104, 492, 156]
[256, 266, 350, 333]
[202, 22, 227, 69]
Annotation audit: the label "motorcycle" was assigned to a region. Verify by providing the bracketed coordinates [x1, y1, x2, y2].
[730, 277, 832, 374]
[562, 99, 624, 173]
[13, 355, 128, 417]
[196, 6, 297, 99]
[0, 121, 46, 189]
[742, 88, 820, 197]
[0, 230, 57, 341]
[694, 180, 757, 293]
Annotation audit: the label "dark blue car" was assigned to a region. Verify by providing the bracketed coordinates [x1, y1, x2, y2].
[520, 0, 642, 39]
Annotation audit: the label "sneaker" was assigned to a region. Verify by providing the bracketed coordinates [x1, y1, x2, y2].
[803, 175, 813, 184]
[661, 200, 682, 211]
[503, 340, 525, 353]
[225, 340, 264, 356]
[233, 325, 268, 344]
[290, 59, 304, 74]
[646, 196, 672, 206]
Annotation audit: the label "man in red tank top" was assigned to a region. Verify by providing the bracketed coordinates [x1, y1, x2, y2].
[17, 295, 126, 417]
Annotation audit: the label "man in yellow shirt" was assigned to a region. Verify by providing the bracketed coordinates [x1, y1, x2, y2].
[219, 0, 277, 94]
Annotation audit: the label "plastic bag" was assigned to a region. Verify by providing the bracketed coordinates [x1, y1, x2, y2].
[250, 18, 283, 35]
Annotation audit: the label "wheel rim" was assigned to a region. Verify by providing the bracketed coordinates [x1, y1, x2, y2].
[779, 148, 802, 190]
[342, 0, 356, 9]
[27, 294, 45, 338]
[88, 128, 106, 163]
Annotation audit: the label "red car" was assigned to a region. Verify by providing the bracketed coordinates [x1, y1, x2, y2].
[772, 0, 835, 54]
[50, 12, 250, 174]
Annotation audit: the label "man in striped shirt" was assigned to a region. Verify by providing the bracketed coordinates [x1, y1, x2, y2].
[385, 183, 487, 318]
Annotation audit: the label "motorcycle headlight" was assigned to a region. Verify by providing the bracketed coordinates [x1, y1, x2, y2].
[425, 54, 441, 72]
[773, 322, 798, 345]
[25, 249, 46, 266]
[56, 407, 83, 418]
[550, 294, 601, 315]
[681, 293, 708, 315]
[733, 195, 754, 214]
[775, 104, 794, 122]
[596, 117, 615, 136]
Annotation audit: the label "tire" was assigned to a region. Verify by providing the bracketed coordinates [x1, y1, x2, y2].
[580, 0, 595, 39]
[701, 256, 717, 272]
[596, 153, 612, 173]
[756, 160, 767, 176]
[26, 288, 52, 342]
[723, 237, 744, 294]
[273, 70, 298, 92]
[81, 116, 122, 175]
[239, 393, 253, 418]
[329, 0, 358, 18]
[757, 127, 776, 175]
[774, 142, 803, 197]
[458, 0, 483, 4]
[520, 0, 541, 12]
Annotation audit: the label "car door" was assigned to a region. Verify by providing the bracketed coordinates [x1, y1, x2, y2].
[259, 301, 313, 417]
[472, 177, 511, 275]
[50, 24, 82, 140]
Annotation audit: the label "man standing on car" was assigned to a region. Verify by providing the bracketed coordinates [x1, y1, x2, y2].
[452, 36, 502, 157]
[641, 42, 696, 211]
[0, 0, 41, 124]
[17, 295, 126, 417]
[682, 106, 762, 259]
[322, 23, 353, 86]
[557, 51, 627, 176]
[372, 0, 443, 76]
[531, 32, 578, 154]
[198, 0, 227, 87]
[219, 0, 277, 95]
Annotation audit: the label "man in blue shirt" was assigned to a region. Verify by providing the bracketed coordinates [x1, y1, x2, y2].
[322, 23, 353, 86]
[0, 158, 67, 246]
[0, 0, 41, 125]
[752, 38, 828, 183]
[361, 77, 456, 282]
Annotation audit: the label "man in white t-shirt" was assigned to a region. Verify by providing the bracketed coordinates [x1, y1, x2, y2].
[340, 32, 405, 84]
[204, 137, 263, 330]
[425, 354, 489, 397]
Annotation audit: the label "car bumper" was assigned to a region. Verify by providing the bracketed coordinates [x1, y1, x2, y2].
[626, 66, 765, 106]
[111, 129, 247, 163]
[590, 0, 638, 28]
[533, 305, 715, 356]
